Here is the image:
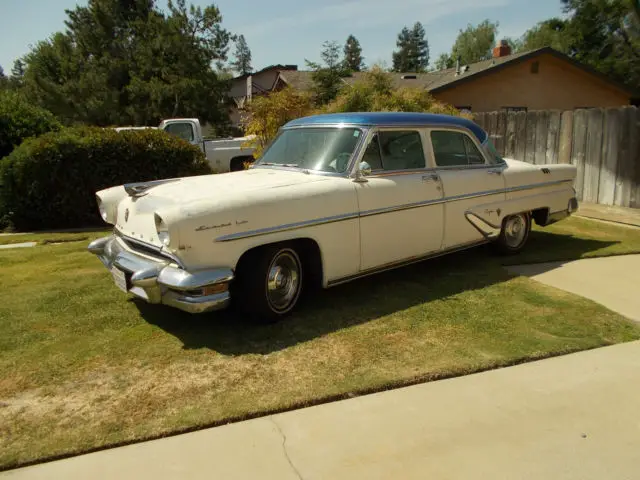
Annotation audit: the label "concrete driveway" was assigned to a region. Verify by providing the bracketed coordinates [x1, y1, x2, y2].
[4, 340, 640, 480]
[505, 254, 640, 323]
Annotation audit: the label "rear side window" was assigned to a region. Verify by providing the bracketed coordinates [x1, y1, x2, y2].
[362, 130, 426, 171]
[431, 131, 487, 167]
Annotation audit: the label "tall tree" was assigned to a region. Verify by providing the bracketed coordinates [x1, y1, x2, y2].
[21, 0, 232, 126]
[231, 34, 252, 75]
[0, 65, 6, 89]
[560, 0, 640, 89]
[411, 22, 430, 71]
[436, 20, 499, 70]
[392, 22, 429, 72]
[11, 59, 26, 79]
[343, 34, 365, 72]
[392, 27, 413, 71]
[516, 18, 570, 53]
[306, 40, 349, 105]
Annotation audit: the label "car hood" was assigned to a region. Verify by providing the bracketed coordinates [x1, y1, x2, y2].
[102, 168, 339, 248]
[141, 168, 332, 203]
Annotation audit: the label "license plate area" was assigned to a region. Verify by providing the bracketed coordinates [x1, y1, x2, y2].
[111, 266, 129, 293]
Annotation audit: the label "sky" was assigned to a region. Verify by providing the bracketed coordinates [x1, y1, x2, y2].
[0, 0, 565, 75]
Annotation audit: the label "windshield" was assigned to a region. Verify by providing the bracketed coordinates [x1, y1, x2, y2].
[256, 127, 363, 173]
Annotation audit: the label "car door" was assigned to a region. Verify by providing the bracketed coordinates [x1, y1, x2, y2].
[429, 129, 506, 249]
[356, 129, 444, 271]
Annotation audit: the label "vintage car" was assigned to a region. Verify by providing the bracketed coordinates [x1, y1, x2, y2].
[88, 112, 578, 321]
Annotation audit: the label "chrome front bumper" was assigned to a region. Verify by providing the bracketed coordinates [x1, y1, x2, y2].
[88, 235, 233, 314]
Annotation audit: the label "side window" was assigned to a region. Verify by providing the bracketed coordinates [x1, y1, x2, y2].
[361, 134, 383, 170]
[164, 123, 194, 142]
[430, 131, 467, 166]
[379, 131, 425, 171]
[463, 135, 486, 165]
[431, 131, 487, 167]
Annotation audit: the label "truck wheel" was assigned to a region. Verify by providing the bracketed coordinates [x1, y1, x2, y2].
[494, 212, 531, 254]
[233, 244, 303, 322]
[230, 157, 253, 171]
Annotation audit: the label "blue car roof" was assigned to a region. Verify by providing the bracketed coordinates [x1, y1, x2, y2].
[284, 112, 487, 143]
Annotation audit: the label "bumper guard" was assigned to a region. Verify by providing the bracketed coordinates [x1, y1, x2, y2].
[88, 235, 233, 314]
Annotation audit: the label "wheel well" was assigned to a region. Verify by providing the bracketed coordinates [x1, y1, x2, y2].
[230, 156, 255, 172]
[236, 238, 324, 289]
[531, 208, 549, 226]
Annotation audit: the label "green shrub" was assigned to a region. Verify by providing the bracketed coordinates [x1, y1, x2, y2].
[0, 127, 211, 231]
[0, 90, 61, 160]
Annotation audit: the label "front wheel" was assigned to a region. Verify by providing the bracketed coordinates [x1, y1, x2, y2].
[494, 212, 531, 254]
[233, 244, 303, 322]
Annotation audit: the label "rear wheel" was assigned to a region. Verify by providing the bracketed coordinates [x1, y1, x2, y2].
[233, 244, 303, 322]
[495, 212, 531, 254]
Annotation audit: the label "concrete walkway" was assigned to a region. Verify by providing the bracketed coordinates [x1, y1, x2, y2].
[506, 254, 640, 323]
[576, 202, 640, 228]
[5, 341, 640, 480]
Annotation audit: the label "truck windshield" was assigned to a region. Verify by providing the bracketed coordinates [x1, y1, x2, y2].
[256, 127, 363, 173]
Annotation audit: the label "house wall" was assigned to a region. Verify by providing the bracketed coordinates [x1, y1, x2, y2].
[433, 53, 631, 112]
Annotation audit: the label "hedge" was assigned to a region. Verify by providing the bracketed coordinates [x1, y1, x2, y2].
[0, 127, 211, 231]
[0, 90, 61, 160]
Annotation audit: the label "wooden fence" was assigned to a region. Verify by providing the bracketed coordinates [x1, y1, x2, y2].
[474, 107, 640, 208]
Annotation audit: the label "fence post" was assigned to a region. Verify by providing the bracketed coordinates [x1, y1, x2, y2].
[535, 110, 550, 164]
[583, 108, 605, 204]
[525, 111, 537, 164]
[558, 110, 573, 164]
[546, 110, 561, 164]
[571, 109, 588, 201]
[598, 108, 622, 205]
[515, 111, 527, 162]
[505, 112, 516, 158]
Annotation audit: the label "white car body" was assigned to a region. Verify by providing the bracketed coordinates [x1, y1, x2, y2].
[89, 113, 578, 318]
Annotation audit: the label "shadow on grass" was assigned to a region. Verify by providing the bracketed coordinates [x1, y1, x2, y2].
[505, 229, 622, 265]
[136, 234, 618, 355]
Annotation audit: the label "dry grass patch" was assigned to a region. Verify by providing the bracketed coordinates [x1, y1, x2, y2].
[1, 218, 640, 469]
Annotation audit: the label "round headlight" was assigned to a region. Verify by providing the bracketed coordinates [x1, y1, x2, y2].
[154, 214, 170, 246]
[97, 197, 108, 222]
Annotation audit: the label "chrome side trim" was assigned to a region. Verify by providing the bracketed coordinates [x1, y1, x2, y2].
[214, 179, 574, 243]
[215, 212, 359, 242]
[327, 240, 489, 287]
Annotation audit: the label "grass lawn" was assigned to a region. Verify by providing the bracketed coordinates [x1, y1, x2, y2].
[1, 216, 639, 469]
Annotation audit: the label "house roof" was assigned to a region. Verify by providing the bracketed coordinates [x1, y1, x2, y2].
[275, 47, 637, 97]
[284, 112, 487, 142]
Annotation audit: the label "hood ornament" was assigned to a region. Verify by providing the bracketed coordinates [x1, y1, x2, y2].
[124, 209, 130, 222]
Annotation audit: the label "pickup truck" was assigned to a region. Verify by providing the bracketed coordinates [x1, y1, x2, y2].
[116, 118, 256, 172]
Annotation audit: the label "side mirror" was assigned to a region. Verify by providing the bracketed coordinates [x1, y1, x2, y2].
[359, 161, 372, 176]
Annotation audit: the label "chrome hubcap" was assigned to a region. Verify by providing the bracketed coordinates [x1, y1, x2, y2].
[266, 250, 301, 312]
[504, 214, 527, 247]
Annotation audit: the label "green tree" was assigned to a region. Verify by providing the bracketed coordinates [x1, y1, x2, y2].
[343, 34, 365, 72]
[21, 0, 232, 127]
[230, 34, 252, 75]
[517, 18, 570, 53]
[392, 22, 429, 72]
[437, 20, 499, 69]
[306, 40, 350, 105]
[0, 66, 6, 89]
[560, 0, 640, 88]
[323, 65, 462, 116]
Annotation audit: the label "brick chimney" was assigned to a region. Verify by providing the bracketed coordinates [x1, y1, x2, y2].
[492, 40, 512, 58]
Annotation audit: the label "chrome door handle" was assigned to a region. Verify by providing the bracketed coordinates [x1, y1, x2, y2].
[422, 174, 440, 182]
[487, 169, 502, 175]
